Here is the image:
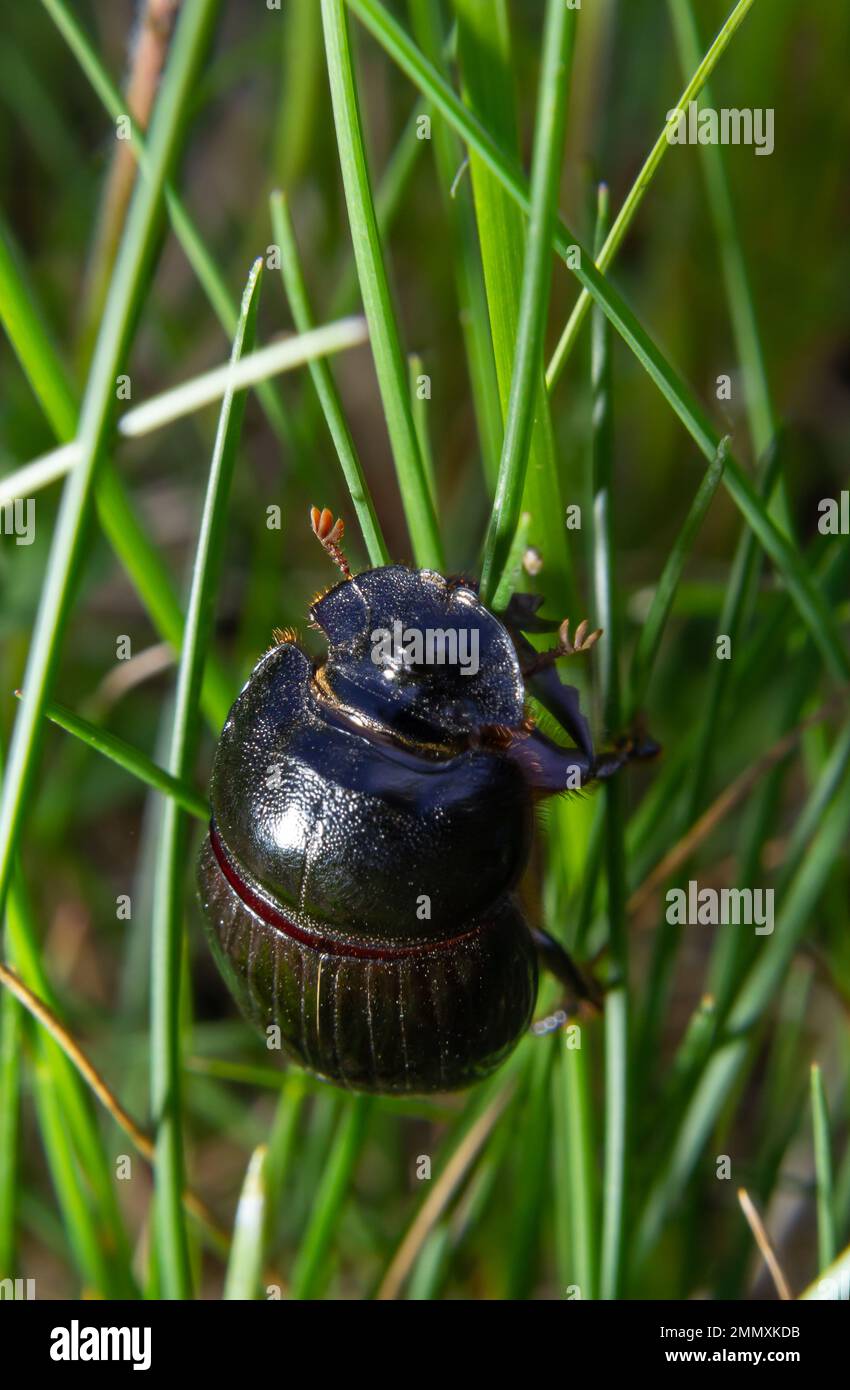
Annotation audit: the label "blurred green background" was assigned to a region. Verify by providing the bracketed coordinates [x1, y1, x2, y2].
[0, 0, 848, 1300]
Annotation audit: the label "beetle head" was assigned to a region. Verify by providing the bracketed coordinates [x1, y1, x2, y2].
[310, 566, 526, 744]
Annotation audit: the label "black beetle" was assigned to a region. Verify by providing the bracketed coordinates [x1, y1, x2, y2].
[197, 508, 655, 1093]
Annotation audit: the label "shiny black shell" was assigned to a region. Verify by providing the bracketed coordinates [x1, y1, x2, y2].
[197, 566, 541, 1093]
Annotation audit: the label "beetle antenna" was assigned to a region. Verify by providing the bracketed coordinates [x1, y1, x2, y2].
[310, 505, 351, 579]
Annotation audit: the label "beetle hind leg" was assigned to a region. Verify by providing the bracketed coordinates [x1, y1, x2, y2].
[529, 926, 604, 1024]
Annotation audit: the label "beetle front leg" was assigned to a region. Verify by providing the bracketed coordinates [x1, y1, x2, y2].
[507, 627, 596, 760]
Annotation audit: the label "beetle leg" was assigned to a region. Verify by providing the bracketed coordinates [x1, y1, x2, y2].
[505, 726, 594, 792]
[593, 729, 662, 780]
[529, 926, 604, 1017]
[522, 618, 602, 677]
[498, 591, 559, 634]
[506, 724, 660, 795]
[506, 629, 595, 761]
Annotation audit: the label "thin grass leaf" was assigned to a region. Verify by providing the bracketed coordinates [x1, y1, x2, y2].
[328, 100, 426, 321]
[0, 211, 233, 727]
[0, 0, 222, 925]
[407, 1227, 453, 1300]
[223, 1144, 268, 1300]
[150, 256, 263, 1298]
[346, 0, 849, 680]
[667, 0, 776, 462]
[262, 1074, 308, 1253]
[321, 0, 443, 570]
[26, 695, 208, 821]
[453, 0, 575, 614]
[290, 1094, 372, 1299]
[270, 190, 389, 567]
[0, 987, 22, 1276]
[376, 1064, 518, 1299]
[556, 1038, 598, 1299]
[407, 0, 502, 489]
[504, 1040, 554, 1299]
[627, 438, 728, 713]
[811, 1063, 837, 1273]
[0, 216, 77, 440]
[546, 0, 759, 388]
[29, 1049, 110, 1295]
[477, 0, 575, 602]
[636, 726, 850, 1260]
[274, 0, 322, 189]
[41, 0, 299, 456]
[120, 321, 368, 438]
[407, 353, 438, 513]
[1, 319, 368, 508]
[586, 184, 629, 1300]
[5, 866, 135, 1296]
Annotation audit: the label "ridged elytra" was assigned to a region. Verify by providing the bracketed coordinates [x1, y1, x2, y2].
[196, 509, 656, 1094]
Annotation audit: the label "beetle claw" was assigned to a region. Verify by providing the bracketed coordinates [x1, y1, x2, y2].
[557, 616, 602, 657]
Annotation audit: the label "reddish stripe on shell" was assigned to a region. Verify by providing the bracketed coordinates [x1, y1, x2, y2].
[208, 825, 480, 962]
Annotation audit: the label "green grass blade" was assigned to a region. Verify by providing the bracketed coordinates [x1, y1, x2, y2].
[0, 211, 234, 730]
[408, 352, 438, 513]
[636, 725, 850, 1259]
[5, 864, 135, 1296]
[346, 0, 849, 679]
[0, 0, 221, 925]
[627, 438, 728, 713]
[223, 1144, 268, 1300]
[504, 1040, 555, 1298]
[26, 695, 208, 821]
[408, 0, 502, 489]
[556, 1036, 598, 1300]
[40, 0, 298, 455]
[328, 101, 426, 321]
[29, 1047, 110, 1294]
[811, 1063, 837, 1273]
[0, 216, 77, 439]
[477, 0, 575, 603]
[546, 0, 759, 388]
[588, 186, 629, 1300]
[274, 0, 322, 189]
[261, 1074, 308, 1258]
[3, 319, 368, 508]
[321, 0, 443, 570]
[667, 0, 775, 461]
[0, 986, 22, 1276]
[150, 257, 263, 1298]
[453, 0, 574, 613]
[270, 190, 390, 567]
[290, 1094, 372, 1298]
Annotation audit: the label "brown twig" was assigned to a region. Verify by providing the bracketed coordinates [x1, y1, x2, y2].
[737, 1187, 793, 1300]
[375, 1082, 515, 1300]
[78, 0, 181, 357]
